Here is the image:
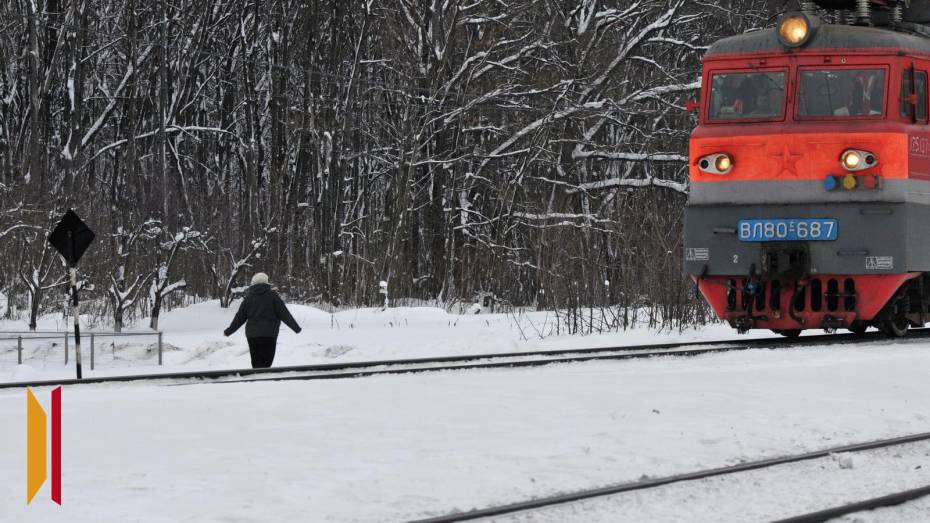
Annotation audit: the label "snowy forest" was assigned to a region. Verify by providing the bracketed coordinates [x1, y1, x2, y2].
[0, 0, 785, 331]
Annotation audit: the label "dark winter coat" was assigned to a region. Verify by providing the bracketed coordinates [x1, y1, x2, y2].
[224, 283, 302, 338]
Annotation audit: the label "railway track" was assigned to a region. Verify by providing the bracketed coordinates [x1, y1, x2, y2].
[2, 328, 928, 389]
[774, 485, 930, 523]
[412, 432, 930, 523]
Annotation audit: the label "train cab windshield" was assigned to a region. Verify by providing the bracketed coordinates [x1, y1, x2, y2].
[709, 72, 786, 120]
[798, 68, 886, 118]
[708, 68, 890, 122]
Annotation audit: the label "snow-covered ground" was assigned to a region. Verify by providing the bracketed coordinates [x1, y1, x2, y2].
[2, 335, 930, 522]
[0, 300, 776, 382]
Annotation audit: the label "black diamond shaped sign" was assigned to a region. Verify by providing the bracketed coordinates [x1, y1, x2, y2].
[48, 209, 95, 266]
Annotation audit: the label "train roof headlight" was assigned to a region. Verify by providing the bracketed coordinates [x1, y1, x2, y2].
[777, 13, 815, 48]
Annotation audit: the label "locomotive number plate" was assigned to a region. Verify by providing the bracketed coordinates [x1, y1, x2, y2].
[737, 219, 837, 242]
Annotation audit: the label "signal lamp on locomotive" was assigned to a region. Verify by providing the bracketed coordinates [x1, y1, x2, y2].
[777, 13, 816, 48]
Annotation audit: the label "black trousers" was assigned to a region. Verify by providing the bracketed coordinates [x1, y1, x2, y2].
[247, 337, 277, 368]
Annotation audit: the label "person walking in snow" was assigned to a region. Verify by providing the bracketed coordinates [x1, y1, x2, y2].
[223, 272, 302, 368]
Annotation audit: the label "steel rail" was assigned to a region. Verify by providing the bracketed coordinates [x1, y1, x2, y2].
[2, 328, 928, 389]
[1, 342, 756, 389]
[184, 345, 781, 386]
[158, 328, 930, 386]
[772, 485, 930, 523]
[410, 432, 930, 523]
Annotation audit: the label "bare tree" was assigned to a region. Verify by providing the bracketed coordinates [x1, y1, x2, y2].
[149, 226, 207, 329]
[0, 0, 770, 330]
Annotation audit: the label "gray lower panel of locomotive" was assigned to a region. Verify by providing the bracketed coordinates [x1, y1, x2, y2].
[683, 202, 930, 277]
[688, 179, 920, 206]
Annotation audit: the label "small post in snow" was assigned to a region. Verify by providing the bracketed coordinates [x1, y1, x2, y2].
[379, 281, 389, 311]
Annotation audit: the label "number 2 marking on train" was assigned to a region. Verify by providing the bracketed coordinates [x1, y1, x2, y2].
[733, 255, 739, 264]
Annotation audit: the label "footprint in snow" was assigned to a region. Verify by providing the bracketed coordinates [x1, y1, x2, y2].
[322, 345, 355, 358]
[185, 341, 235, 362]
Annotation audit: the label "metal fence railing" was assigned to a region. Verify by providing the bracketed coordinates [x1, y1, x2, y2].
[0, 331, 164, 370]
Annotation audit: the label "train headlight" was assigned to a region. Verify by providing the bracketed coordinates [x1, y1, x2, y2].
[777, 13, 815, 48]
[840, 149, 877, 172]
[842, 151, 862, 170]
[698, 153, 733, 175]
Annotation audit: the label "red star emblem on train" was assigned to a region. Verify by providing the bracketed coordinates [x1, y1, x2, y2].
[771, 144, 803, 178]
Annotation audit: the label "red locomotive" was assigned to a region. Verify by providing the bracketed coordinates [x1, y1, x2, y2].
[684, 0, 930, 337]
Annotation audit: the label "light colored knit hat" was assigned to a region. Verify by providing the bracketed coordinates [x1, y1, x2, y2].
[251, 272, 269, 285]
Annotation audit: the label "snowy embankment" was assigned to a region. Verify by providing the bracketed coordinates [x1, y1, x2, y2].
[0, 300, 770, 382]
[2, 341, 930, 522]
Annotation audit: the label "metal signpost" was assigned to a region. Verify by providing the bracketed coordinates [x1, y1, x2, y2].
[47, 209, 95, 379]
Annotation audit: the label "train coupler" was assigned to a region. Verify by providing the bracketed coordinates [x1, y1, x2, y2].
[734, 315, 767, 334]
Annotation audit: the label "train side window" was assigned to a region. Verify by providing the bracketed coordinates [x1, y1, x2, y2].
[900, 69, 928, 121]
